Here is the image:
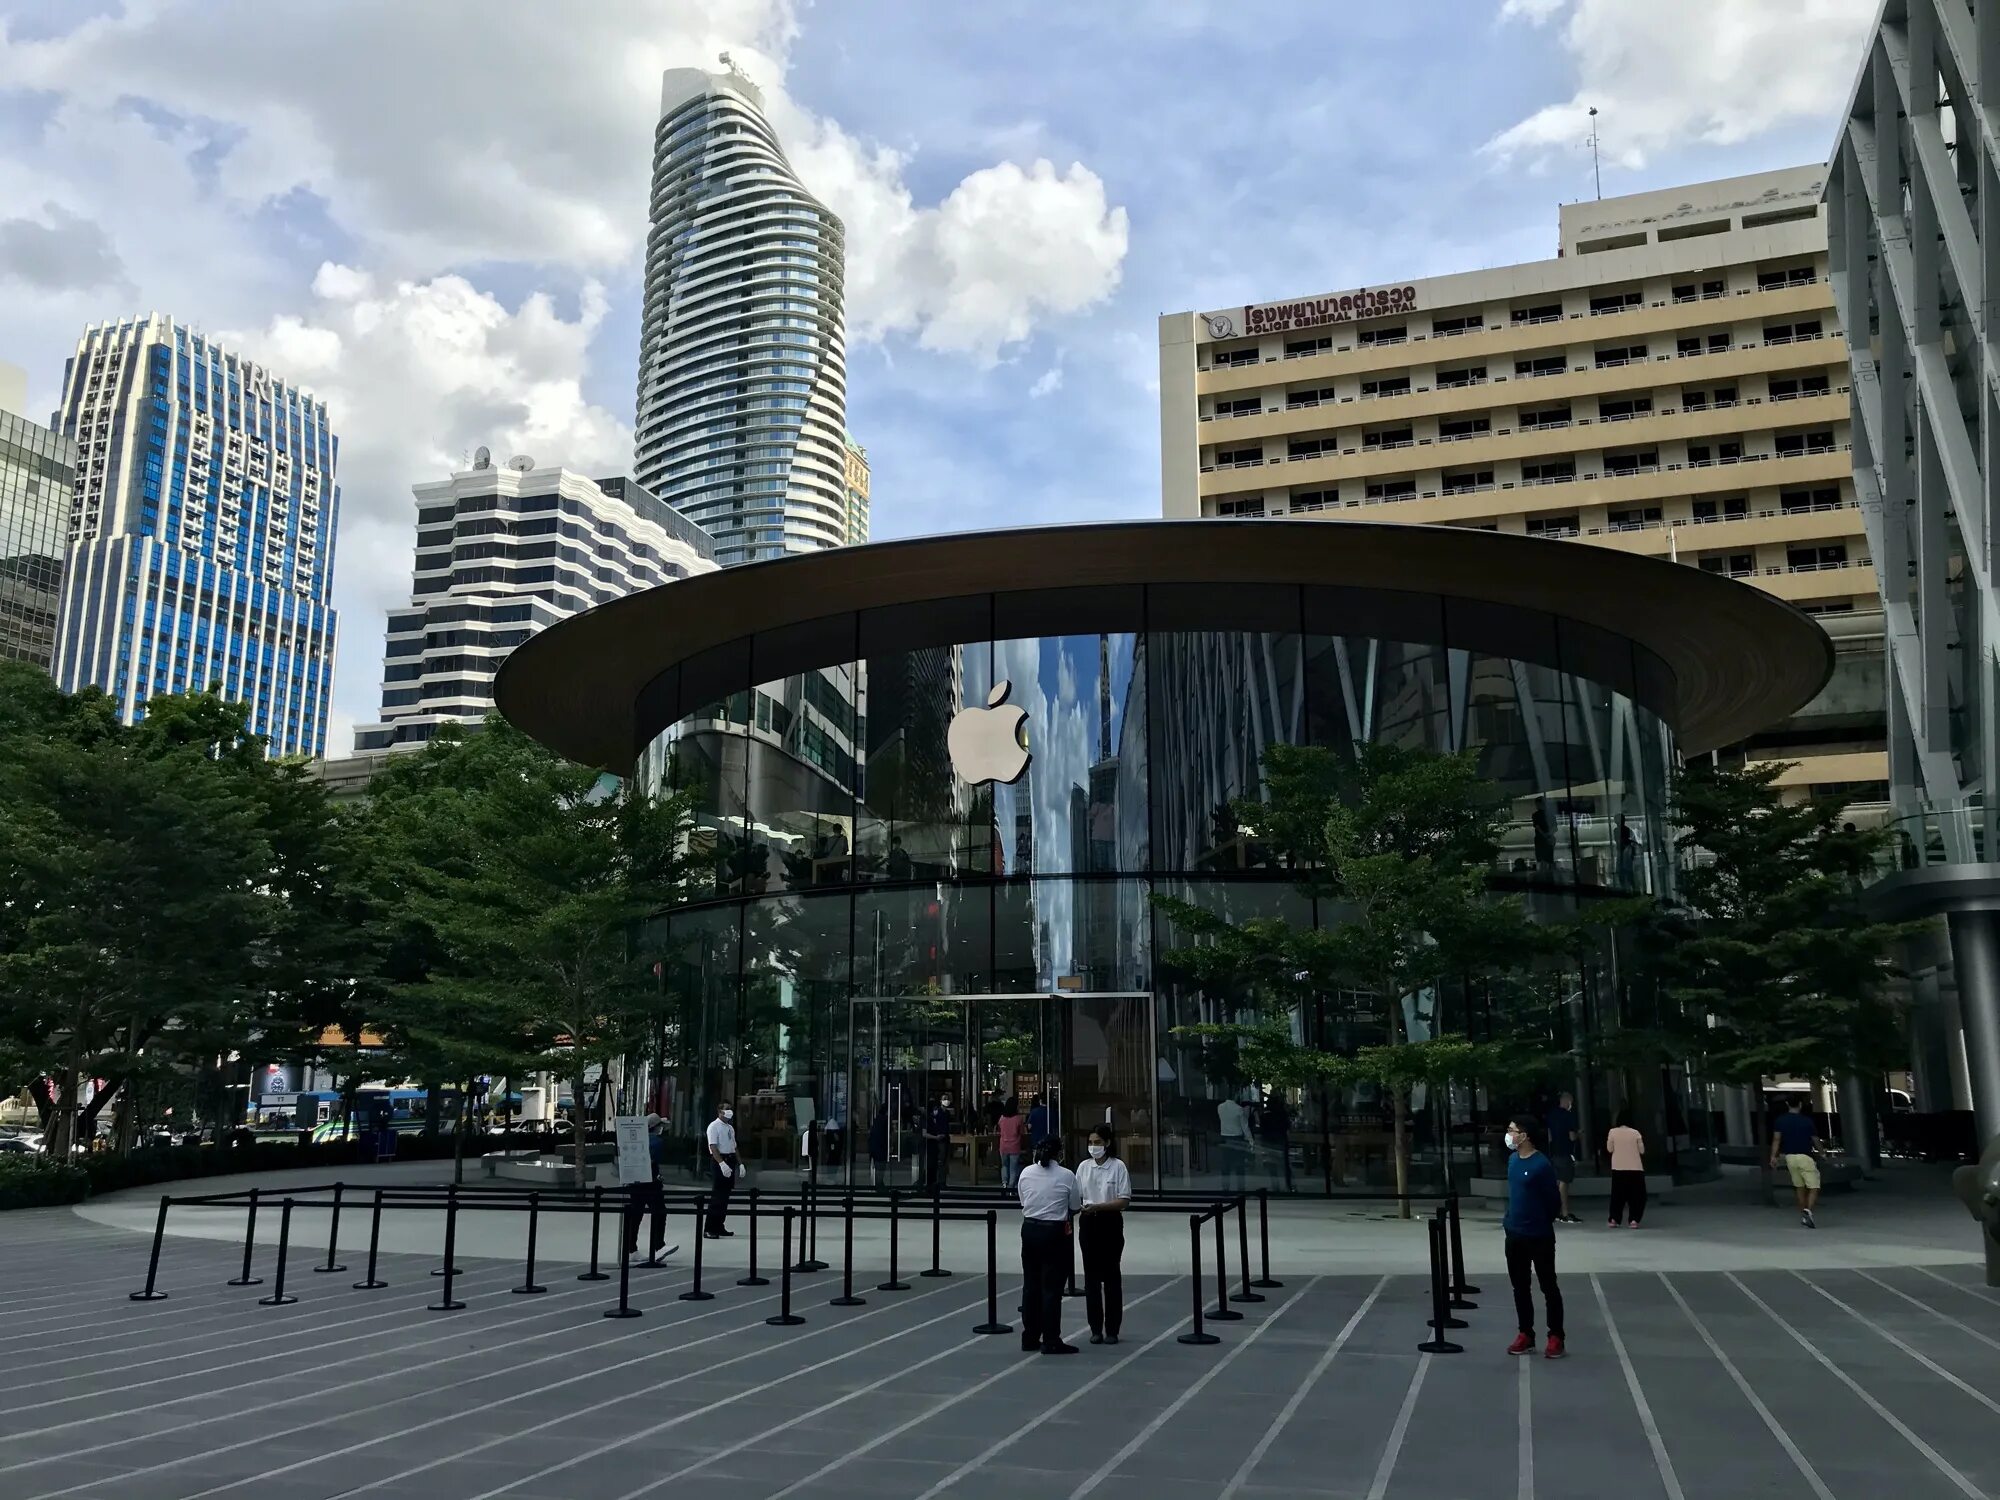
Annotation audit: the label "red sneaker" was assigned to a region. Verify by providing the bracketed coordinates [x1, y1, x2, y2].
[1544, 1335, 1566, 1360]
[1507, 1333, 1534, 1356]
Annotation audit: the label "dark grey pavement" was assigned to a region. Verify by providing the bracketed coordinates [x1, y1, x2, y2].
[3, 1206, 1999, 1499]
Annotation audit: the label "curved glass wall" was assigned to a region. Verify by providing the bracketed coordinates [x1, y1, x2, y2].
[637, 583, 1691, 1194]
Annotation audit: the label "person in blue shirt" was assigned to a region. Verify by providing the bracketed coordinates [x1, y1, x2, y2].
[1543, 1091, 1581, 1224]
[1769, 1096, 1821, 1228]
[1503, 1115, 1566, 1359]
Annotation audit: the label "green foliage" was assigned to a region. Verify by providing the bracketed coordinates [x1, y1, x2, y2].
[1650, 760, 1914, 1086]
[357, 716, 698, 1180]
[0, 1155, 90, 1209]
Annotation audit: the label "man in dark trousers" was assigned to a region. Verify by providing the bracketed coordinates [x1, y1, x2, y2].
[923, 1093, 954, 1193]
[704, 1099, 739, 1238]
[622, 1113, 678, 1265]
[1504, 1114, 1565, 1360]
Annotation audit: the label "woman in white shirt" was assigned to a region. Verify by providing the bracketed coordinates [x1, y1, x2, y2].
[1015, 1135, 1083, 1355]
[1074, 1127, 1132, 1343]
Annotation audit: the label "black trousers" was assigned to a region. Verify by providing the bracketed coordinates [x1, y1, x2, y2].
[1080, 1211, 1124, 1337]
[1608, 1170, 1647, 1224]
[622, 1180, 666, 1258]
[924, 1139, 946, 1190]
[1019, 1218, 1071, 1349]
[1505, 1233, 1563, 1338]
[706, 1157, 735, 1235]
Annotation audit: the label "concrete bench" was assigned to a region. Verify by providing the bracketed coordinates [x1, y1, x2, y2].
[482, 1151, 601, 1184]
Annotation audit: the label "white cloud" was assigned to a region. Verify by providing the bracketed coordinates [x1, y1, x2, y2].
[1485, 0, 1876, 166]
[1028, 366, 1064, 399]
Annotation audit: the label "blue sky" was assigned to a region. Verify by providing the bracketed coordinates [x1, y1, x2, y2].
[0, 0, 1878, 751]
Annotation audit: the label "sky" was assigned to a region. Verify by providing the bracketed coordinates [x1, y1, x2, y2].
[0, 0, 1881, 755]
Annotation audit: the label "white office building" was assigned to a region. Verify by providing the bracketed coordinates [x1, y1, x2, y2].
[635, 63, 852, 567]
[355, 453, 716, 752]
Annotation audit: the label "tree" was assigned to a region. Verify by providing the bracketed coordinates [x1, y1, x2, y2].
[1154, 742, 1598, 1213]
[1651, 760, 1912, 1089]
[360, 718, 698, 1184]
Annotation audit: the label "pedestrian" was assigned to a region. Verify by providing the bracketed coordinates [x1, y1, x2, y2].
[704, 1099, 739, 1239]
[622, 1112, 680, 1265]
[1544, 1090, 1582, 1223]
[1259, 1092, 1293, 1192]
[923, 1093, 954, 1192]
[1769, 1096, 1821, 1228]
[1217, 1092, 1251, 1192]
[1075, 1126, 1130, 1344]
[997, 1098, 1026, 1190]
[1503, 1115, 1565, 1360]
[868, 1101, 889, 1189]
[1606, 1109, 1647, 1227]
[1027, 1094, 1050, 1147]
[1015, 1134, 1082, 1355]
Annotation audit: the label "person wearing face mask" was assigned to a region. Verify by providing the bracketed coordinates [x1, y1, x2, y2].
[1503, 1115, 1565, 1359]
[923, 1092, 954, 1193]
[704, 1100, 739, 1239]
[1074, 1127, 1131, 1344]
[1015, 1135, 1084, 1354]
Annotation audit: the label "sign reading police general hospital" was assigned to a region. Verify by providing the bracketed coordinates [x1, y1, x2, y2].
[1204, 285, 1421, 340]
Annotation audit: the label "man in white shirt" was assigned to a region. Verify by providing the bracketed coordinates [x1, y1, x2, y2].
[1217, 1094, 1250, 1192]
[704, 1101, 739, 1239]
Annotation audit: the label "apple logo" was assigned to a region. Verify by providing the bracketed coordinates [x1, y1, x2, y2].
[948, 679, 1031, 786]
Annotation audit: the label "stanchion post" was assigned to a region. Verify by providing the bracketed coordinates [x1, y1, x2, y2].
[353, 1187, 388, 1289]
[921, 1187, 949, 1277]
[679, 1196, 715, 1301]
[428, 1190, 465, 1311]
[1418, 1213, 1463, 1353]
[514, 1191, 548, 1294]
[878, 1190, 909, 1292]
[603, 1240, 641, 1319]
[1208, 1209, 1243, 1320]
[1252, 1188, 1282, 1288]
[1063, 1213, 1083, 1298]
[429, 1186, 464, 1277]
[1234, 1194, 1265, 1303]
[228, 1187, 264, 1287]
[798, 1178, 827, 1273]
[830, 1194, 865, 1306]
[1177, 1215, 1219, 1345]
[258, 1198, 300, 1306]
[578, 1185, 609, 1282]
[1447, 1191, 1480, 1301]
[315, 1182, 347, 1274]
[738, 1189, 768, 1287]
[129, 1196, 172, 1301]
[972, 1209, 1011, 1334]
[1427, 1205, 1468, 1329]
[766, 1207, 805, 1326]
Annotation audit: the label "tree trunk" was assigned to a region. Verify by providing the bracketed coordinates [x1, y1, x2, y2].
[1392, 1084, 1411, 1219]
[571, 1068, 590, 1190]
[27, 1077, 54, 1129]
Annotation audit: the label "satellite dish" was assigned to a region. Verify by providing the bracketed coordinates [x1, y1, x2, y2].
[506, 454, 534, 472]
[472, 446, 492, 469]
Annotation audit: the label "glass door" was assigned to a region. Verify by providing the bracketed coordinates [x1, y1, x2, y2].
[1058, 992, 1156, 1187]
[848, 995, 969, 1190]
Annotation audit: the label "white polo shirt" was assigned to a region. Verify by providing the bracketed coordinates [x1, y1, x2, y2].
[706, 1117, 737, 1156]
[1016, 1161, 1083, 1223]
[1075, 1156, 1131, 1208]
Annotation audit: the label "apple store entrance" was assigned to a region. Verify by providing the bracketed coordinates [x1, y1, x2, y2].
[845, 991, 1157, 1192]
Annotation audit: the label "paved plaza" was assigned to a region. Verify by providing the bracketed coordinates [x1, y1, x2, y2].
[4, 1167, 1998, 1499]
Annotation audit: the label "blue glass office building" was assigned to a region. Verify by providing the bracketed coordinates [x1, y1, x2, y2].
[51, 316, 339, 757]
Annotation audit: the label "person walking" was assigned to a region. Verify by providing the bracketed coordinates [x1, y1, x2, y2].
[867, 1102, 889, 1189]
[997, 1099, 1026, 1190]
[923, 1093, 954, 1193]
[1075, 1126, 1130, 1344]
[1015, 1135, 1082, 1355]
[1503, 1115, 1566, 1359]
[1259, 1092, 1293, 1192]
[1606, 1110, 1647, 1227]
[704, 1099, 739, 1239]
[1769, 1096, 1821, 1228]
[1544, 1090, 1581, 1224]
[621, 1113, 679, 1265]
[1217, 1093, 1251, 1192]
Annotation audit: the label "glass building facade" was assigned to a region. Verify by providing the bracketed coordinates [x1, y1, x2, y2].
[634, 582, 1689, 1194]
[0, 406, 76, 669]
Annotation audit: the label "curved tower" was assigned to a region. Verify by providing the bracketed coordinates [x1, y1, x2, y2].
[636, 66, 852, 567]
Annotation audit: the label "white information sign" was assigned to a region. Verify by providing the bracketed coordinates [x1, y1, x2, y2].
[614, 1115, 651, 1185]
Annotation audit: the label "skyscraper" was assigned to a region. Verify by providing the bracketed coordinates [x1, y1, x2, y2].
[355, 454, 717, 753]
[51, 316, 339, 757]
[0, 361, 76, 670]
[636, 63, 851, 567]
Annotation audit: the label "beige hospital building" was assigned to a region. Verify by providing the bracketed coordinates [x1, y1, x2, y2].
[1159, 165, 1884, 805]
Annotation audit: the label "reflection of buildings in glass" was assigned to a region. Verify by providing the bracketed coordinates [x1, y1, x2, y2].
[0, 393, 75, 670]
[744, 662, 862, 887]
[858, 643, 965, 879]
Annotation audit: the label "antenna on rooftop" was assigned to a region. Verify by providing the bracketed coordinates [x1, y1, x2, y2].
[1588, 107, 1602, 201]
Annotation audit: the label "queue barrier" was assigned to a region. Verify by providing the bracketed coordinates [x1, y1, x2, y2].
[127, 1180, 1266, 1346]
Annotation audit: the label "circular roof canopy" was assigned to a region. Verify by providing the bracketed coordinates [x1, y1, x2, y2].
[494, 519, 1832, 772]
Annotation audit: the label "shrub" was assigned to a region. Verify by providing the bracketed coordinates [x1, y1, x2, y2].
[0, 1155, 91, 1208]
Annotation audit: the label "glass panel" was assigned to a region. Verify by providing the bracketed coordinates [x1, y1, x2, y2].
[661, 902, 742, 1158]
[746, 658, 860, 892]
[739, 891, 851, 1181]
[858, 638, 986, 883]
